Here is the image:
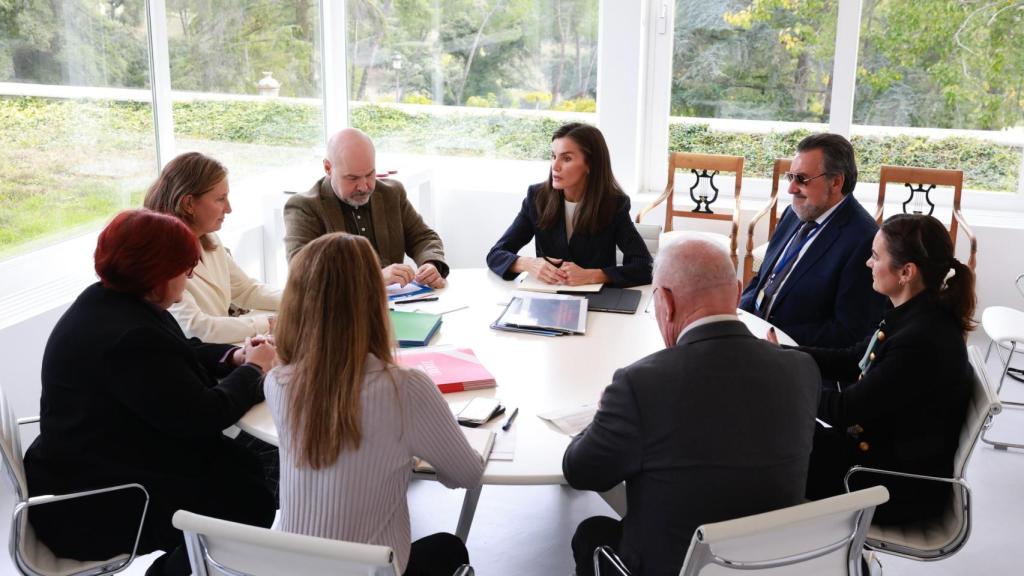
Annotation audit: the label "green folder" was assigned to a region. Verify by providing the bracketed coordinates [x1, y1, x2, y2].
[389, 310, 442, 348]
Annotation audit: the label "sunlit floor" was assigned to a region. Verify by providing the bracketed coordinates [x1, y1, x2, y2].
[4, 353, 1024, 576]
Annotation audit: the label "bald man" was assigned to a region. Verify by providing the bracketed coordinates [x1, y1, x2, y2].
[284, 128, 448, 287]
[563, 235, 821, 576]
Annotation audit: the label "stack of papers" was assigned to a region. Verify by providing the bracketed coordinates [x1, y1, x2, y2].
[538, 404, 598, 436]
[387, 282, 435, 303]
[414, 427, 495, 472]
[491, 292, 588, 336]
[397, 346, 497, 393]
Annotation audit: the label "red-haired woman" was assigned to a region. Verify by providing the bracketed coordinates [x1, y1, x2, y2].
[23, 209, 277, 576]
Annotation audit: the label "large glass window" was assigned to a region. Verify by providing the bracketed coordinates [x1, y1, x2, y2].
[165, 0, 325, 204]
[852, 0, 1023, 194]
[0, 0, 156, 258]
[668, 0, 838, 181]
[345, 0, 599, 162]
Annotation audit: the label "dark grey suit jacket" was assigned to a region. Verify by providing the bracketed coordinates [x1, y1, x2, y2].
[563, 320, 820, 576]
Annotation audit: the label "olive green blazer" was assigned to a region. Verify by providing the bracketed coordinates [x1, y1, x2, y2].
[283, 176, 446, 272]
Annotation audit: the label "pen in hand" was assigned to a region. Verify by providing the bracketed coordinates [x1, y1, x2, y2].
[501, 407, 519, 431]
[542, 256, 562, 268]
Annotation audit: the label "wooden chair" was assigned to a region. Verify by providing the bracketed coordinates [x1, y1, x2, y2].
[636, 153, 743, 269]
[876, 165, 977, 270]
[742, 159, 790, 285]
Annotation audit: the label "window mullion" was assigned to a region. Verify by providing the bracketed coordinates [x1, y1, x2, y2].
[145, 0, 175, 170]
[827, 0, 863, 138]
[321, 0, 350, 144]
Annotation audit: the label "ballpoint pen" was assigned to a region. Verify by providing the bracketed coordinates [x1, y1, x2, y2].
[501, 407, 519, 431]
[395, 297, 439, 304]
[542, 256, 562, 267]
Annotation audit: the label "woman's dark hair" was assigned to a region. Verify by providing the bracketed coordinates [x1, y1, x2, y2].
[881, 213, 975, 333]
[95, 209, 201, 302]
[536, 122, 625, 235]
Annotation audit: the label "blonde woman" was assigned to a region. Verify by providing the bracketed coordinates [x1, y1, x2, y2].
[144, 152, 280, 344]
[266, 233, 484, 576]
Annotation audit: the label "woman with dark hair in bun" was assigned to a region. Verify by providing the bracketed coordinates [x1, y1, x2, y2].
[772, 213, 975, 523]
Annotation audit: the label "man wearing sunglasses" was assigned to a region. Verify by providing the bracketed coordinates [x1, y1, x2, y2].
[739, 133, 886, 347]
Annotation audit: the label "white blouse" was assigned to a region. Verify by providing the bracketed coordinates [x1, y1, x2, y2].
[564, 199, 578, 241]
[168, 234, 281, 343]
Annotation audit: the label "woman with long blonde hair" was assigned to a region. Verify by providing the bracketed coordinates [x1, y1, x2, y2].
[266, 233, 484, 576]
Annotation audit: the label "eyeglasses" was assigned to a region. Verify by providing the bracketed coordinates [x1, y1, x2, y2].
[784, 172, 829, 185]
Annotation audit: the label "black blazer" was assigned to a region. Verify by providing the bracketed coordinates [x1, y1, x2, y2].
[486, 184, 653, 287]
[740, 197, 887, 347]
[798, 293, 971, 521]
[24, 282, 269, 558]
[563, 320, 820, 576]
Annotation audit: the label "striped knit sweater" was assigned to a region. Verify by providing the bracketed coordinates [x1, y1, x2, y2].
[266, 354, 485, 572]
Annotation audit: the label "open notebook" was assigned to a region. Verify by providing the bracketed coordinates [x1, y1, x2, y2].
[413, 426, 495, 473]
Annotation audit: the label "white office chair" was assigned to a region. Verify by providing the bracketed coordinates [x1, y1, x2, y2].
[845, 345, 1001, 560]
[615, 223, 661, 265]
[0, 385, 149, 576]
[980, 273, 1024, 450]
[593, 485, 889, 576]
[172, 510, 474, 576]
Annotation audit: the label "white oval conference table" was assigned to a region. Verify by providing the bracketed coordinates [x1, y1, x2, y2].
[238, 267, 795, 539]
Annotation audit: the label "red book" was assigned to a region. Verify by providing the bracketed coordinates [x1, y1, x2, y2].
[397, 346, 497, 393]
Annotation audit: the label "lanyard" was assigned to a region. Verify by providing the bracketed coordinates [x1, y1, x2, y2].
[768, 197, 845, 277]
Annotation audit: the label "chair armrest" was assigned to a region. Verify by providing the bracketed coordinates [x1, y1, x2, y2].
[843, 466, 970, 492]
[635, 184, 673, 225]
[13, 483, 150, 568]
[952, 208, 977, 270]
[745, 196, 778, 254]
[594, 545, 631, 576]
[16, 416, 39, 426]
[452, 565, 475, 576]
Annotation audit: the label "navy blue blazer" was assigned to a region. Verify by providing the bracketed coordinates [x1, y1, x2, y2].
[486, 184, 653, 287]
[739, 196, 886, 347]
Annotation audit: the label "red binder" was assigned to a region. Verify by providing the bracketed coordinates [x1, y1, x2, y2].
[397, 346, 497, 393]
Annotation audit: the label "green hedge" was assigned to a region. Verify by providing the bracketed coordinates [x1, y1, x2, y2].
[350, 105, 564, 160]
[669, 123, 1022, 193]
[1, 96, 1021, 257]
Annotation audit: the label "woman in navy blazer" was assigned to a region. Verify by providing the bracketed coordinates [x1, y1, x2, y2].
[23, 210, 277, 576]
[486, 123, 652, 288]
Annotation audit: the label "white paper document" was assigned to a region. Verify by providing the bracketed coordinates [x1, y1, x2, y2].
[538, 403, 598, 437]
[517, 273, 602, 293]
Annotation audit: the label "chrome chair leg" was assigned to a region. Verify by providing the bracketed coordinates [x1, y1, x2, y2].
[982, 341, 1024, 450]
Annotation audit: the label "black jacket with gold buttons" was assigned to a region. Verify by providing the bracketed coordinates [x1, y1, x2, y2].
[797, 292, 970, 478]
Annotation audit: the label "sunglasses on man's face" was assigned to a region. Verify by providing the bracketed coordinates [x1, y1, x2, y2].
[784, 172, 829, 185]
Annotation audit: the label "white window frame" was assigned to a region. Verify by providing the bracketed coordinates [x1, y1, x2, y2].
[639, 0, 1024, 209]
